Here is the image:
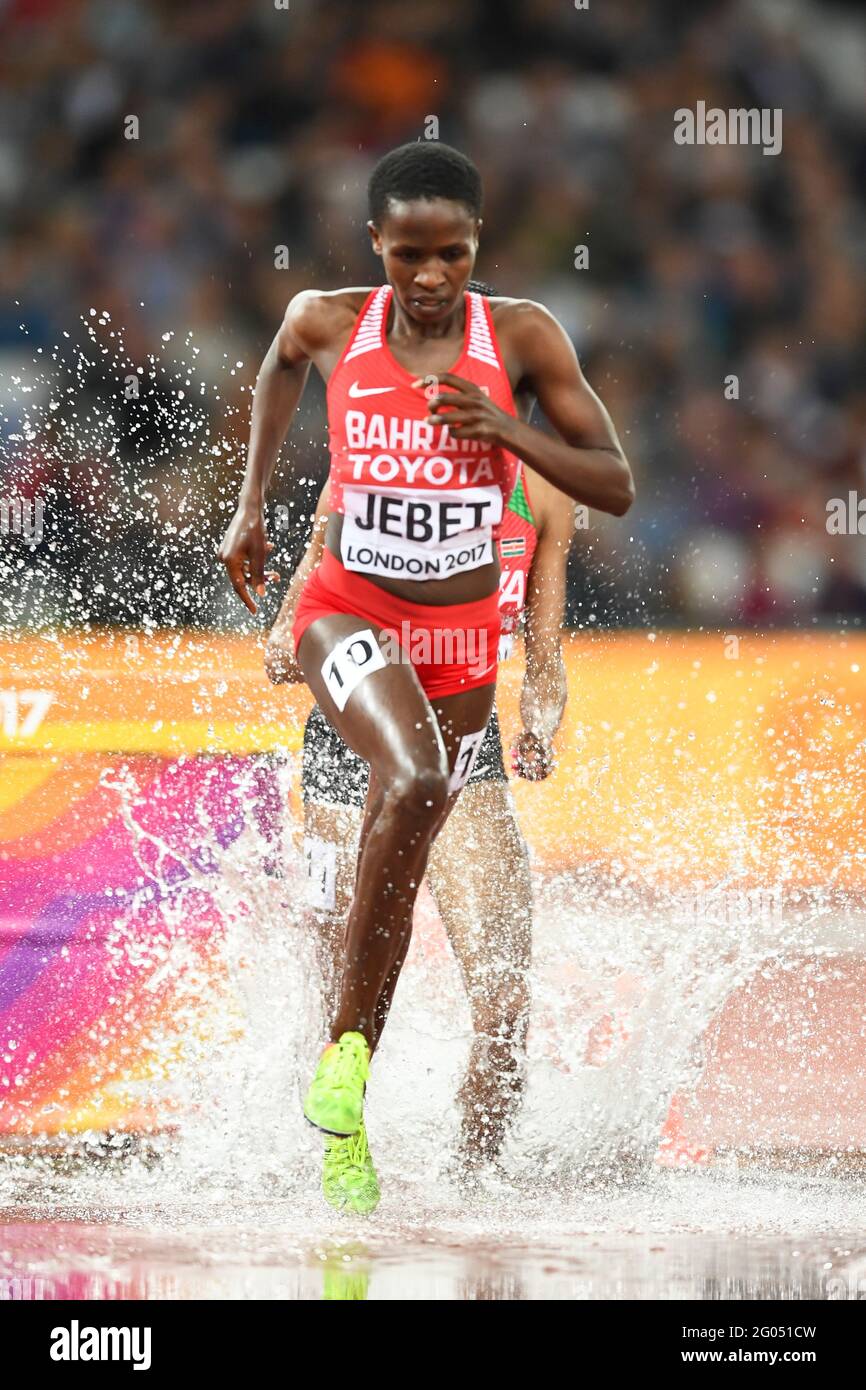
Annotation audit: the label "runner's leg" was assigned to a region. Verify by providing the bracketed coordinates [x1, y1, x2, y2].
[367, 690, 502, 1048]
[426, 780, 532, 1167]
[304, 799, 362, 1025]
[297, 614, 495, 1051]
[299, 703, 368, 1027]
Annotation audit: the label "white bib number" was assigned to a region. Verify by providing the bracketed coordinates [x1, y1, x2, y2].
[321, 629, 387, 712]
[448, 727, 487, 793]
[304, 836, 336, 910]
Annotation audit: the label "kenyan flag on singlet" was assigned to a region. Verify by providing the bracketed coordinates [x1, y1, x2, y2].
[499, 469, 536, 561]
[498, 467, 538, 656]
[507, 469, 534, 525]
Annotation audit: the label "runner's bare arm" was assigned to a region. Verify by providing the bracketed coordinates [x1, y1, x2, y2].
[217, 292, 329, 614]
[424, 302, 634, 516]
[513, 472, 573, 780]
[265, 482, 329, 684]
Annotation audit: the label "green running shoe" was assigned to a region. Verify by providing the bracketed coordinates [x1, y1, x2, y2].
[303, 1030, 370, 1136]
[322, 1120, 381, 1215]
[323, 1265, 370, 1299]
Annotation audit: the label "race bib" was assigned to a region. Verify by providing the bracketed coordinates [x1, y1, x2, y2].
[448, 727, 487, 792]
[304, 836, 336, 910]
[321, 629, 387, 712]
[340, 485, 501, 580]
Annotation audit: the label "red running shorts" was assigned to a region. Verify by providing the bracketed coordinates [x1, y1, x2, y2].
[292, 549, 500, 701]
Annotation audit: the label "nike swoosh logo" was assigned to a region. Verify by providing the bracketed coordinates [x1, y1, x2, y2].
[348, 381, 396, 397]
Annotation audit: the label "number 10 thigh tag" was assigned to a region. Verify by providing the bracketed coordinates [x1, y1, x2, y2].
[321, 628, 387, 712]
[448, 727, 487, 793]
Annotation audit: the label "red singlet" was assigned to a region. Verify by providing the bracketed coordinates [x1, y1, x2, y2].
[326, 285, 520, 581]
[292, 287, 523, 699]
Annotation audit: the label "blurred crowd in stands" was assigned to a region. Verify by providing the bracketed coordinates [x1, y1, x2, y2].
[1, 0, 865, 631]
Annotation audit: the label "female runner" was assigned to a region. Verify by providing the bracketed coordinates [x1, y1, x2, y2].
[266, 440, 573, 1210]
[218, 141, 634, 1211]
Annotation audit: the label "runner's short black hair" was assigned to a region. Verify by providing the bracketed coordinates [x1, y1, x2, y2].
[368, 142, 483, 224]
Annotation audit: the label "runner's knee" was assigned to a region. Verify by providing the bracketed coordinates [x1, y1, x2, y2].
[385, 762, 449, 824]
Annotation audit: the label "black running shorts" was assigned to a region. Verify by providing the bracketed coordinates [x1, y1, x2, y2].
[301, 703, 508, 809]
